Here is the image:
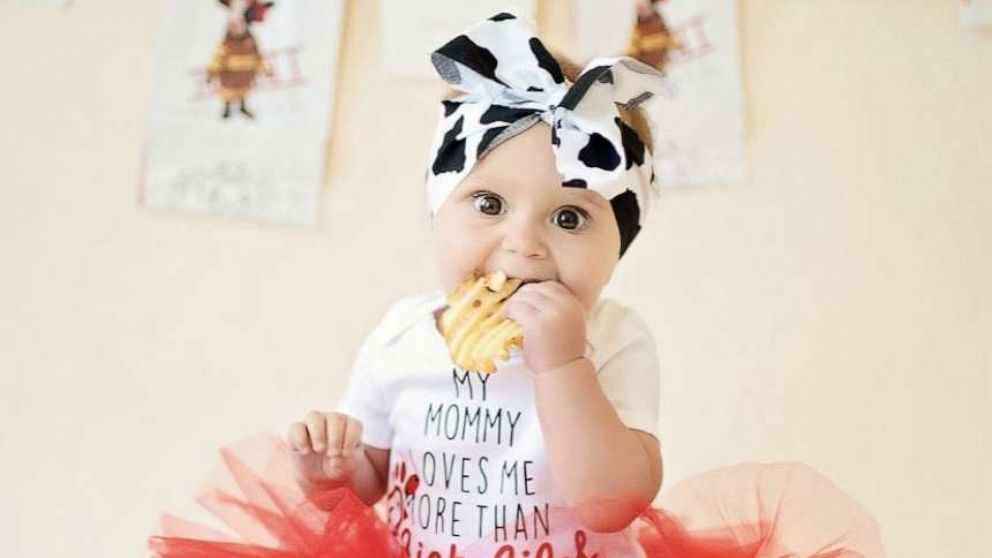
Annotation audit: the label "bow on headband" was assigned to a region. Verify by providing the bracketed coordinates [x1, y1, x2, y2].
[426, 11, 666, 258]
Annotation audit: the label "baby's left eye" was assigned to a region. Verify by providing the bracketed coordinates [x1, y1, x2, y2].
[553, 207, 588, 231]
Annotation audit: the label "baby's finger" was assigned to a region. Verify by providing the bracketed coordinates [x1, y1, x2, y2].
[512, 287, 553, 306]
[324, 412, 348, 457]
[502, 297, 540, 321]
[287, 421, 311, 455]
[504, 290, 543, 310]
[305, 410, 327, 453]
[526, 281, 571, 300]
[341, 417, 363, 458]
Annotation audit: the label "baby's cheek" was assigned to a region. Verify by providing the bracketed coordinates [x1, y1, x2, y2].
[437, 259, 461, 292]
[573, 253, 615, 309]
[572, 290, 598, 313]
[562, 279, 599, 315]
[437, 245, 473, 290]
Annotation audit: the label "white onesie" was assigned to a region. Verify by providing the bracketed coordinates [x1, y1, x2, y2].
[336, 289, 660, 558]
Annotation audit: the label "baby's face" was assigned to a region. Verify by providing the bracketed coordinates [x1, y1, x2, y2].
[432, 122, 621, 313]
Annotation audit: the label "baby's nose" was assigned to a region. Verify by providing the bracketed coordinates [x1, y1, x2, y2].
[502, 223, 547, 258]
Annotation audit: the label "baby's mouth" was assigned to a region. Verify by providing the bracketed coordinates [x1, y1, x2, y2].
[473, 270, 546, 296]
[475, 270, 548, 284]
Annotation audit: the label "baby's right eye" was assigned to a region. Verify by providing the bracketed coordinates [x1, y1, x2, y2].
[472, 192, 504, 216]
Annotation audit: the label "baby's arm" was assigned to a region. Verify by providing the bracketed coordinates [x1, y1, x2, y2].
[287, 411, 391, 507]
[534, 358, 663, 533]
[499, 283, 663, 532]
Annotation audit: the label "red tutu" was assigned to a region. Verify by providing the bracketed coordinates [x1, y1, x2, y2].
[148, 435, 883, 558]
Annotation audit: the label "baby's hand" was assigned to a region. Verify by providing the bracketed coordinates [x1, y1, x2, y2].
[500, 281, 587, 374]
[287, 411, 363, 488]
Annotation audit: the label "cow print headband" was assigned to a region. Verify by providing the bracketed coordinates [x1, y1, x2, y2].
[426, 11, 665, 258]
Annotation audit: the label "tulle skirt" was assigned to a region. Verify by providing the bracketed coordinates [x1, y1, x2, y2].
[148, 435, 885, 558]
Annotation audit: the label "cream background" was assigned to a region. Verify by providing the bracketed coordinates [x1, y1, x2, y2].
[1, 1, 988, 557]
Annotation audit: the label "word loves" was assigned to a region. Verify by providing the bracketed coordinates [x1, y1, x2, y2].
[398, 529, 600, 558]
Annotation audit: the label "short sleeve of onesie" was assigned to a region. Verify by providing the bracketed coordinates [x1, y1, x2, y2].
[586, 300, 661, 440]
[334, 297, 422, 449]
[335, 331, 392, 448]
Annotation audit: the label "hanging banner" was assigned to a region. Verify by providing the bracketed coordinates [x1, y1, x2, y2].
[576, 0, 747, 187]
[141, 0, 344, 225]
[961, 0, 992, 30]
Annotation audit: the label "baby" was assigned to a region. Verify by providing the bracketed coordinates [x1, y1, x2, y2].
[288, 12, 666, 558]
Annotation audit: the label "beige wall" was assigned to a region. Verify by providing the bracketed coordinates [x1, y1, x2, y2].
[1, 1, 988, 557]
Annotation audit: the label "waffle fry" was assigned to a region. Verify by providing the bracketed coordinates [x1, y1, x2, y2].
[439, 270, 524, 373]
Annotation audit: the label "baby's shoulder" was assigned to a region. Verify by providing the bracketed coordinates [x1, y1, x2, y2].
[366, 289, 446, 348]
[588, 297, 653, 340]
[586, 298, 656, 364]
